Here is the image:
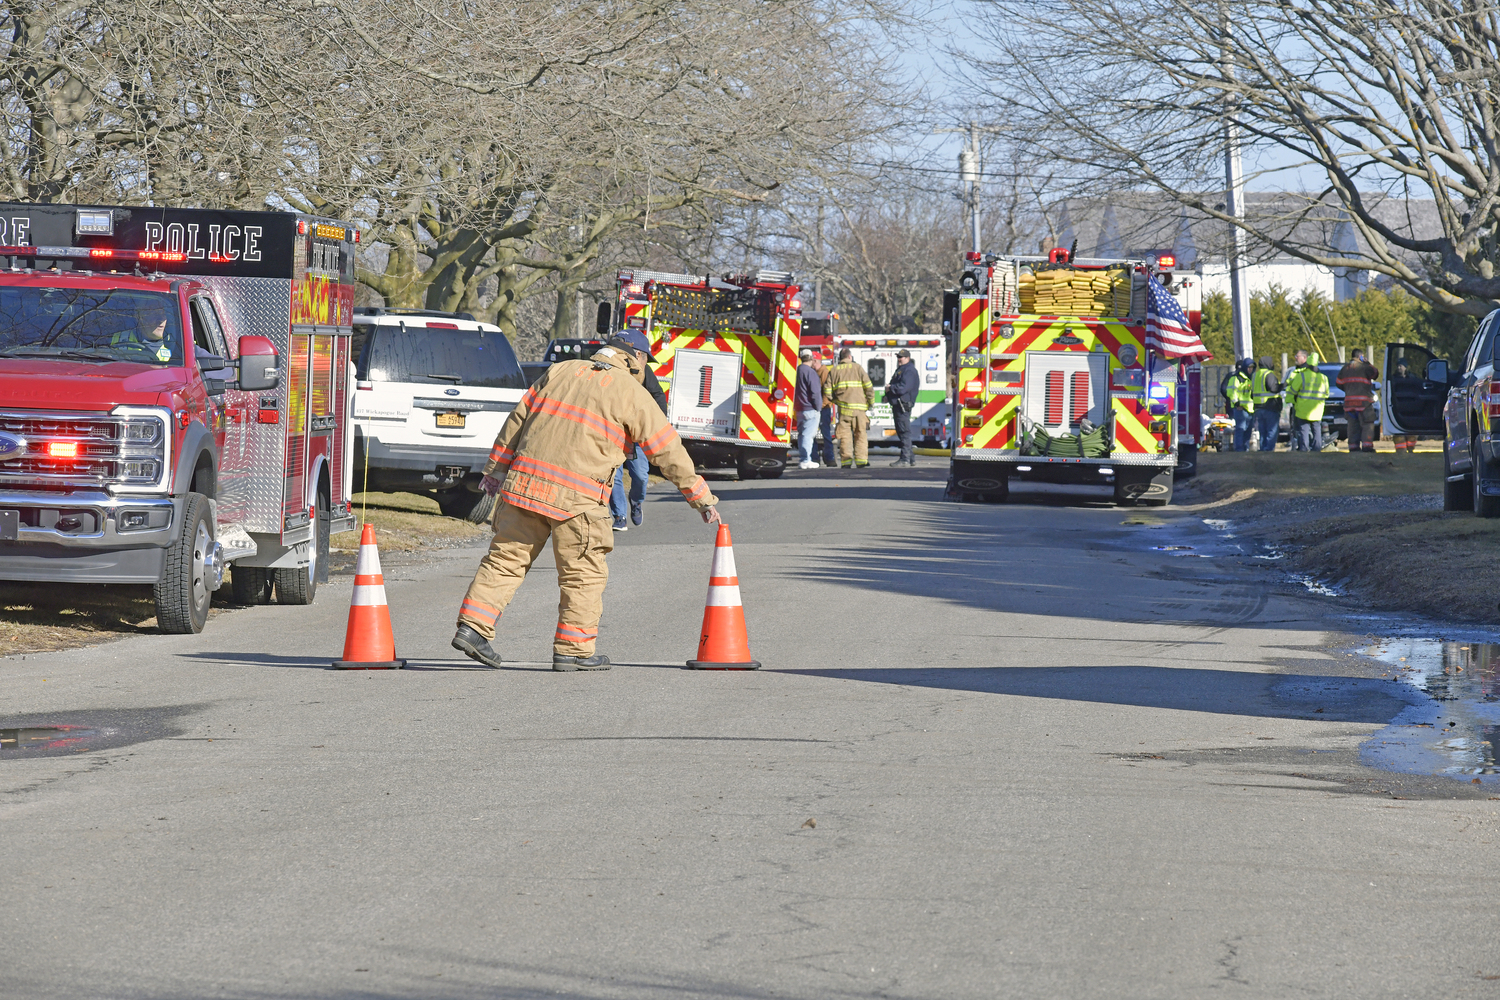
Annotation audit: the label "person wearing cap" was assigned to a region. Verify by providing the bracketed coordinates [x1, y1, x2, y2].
[452, 342, 720, 672]
[884, 348, 920, 467]
[794, 348, 823, 469]
[605, 332, 667, 529]
[1250, 355, 1283, 451]
[824, 347, 875, 468]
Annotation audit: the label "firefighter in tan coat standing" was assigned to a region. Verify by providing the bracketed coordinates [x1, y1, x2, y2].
[452, 340, 720, 671]
[825, 347, 875, 468]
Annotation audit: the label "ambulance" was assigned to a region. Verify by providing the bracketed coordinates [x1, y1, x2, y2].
[832, 334, 952, 448]
[606, 268, 801, 479]
[946, 248, 1203, 506]
[0, 203, 359, 631]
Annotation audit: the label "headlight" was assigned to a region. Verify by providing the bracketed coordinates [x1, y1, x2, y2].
[110, 407, 171, 491]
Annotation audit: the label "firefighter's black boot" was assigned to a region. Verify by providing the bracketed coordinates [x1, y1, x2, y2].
[553, 652, 611, 672]
[452, 624, 503, 669]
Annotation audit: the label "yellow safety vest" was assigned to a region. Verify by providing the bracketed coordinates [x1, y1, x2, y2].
[1286, 366, 1330, 422]
[1225, 371, 1253, 410]
[1251, 368, 1278, 407]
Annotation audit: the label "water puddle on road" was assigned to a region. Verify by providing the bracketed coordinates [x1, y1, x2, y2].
[1, 725, 107, 756]
[1290, 574, 1344, 596]
[1361, 638, 1500, 783]
[0, 705, 199, 758]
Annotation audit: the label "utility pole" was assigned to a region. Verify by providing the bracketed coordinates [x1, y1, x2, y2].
[959, 121, 981, 253]
[1222, 15, 1253, 361]
[1225, 122, 1252, 361]
[814, 199, 824, 312]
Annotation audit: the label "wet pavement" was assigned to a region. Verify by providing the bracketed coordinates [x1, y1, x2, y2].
[1361, 638, 1500, 783]
[0, 705, 200, 758]
[1122, 513, 1500, 788]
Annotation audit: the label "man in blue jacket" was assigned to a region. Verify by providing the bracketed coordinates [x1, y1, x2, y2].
[794, 348, 823, 469]
[885, 348, 920, 467]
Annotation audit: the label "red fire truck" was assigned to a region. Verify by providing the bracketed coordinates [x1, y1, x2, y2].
[945, 249, 1203, 506]
[608, 268, 802, 479]
[0, 203, 358, 632]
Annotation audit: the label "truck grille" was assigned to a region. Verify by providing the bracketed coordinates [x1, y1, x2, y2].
[0, 410, 160, 488]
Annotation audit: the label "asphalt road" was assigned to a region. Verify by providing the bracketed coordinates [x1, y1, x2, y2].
[3, 459, 1497, 1000]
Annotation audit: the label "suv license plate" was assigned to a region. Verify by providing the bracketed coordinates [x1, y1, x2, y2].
[435, 412, 466, 428]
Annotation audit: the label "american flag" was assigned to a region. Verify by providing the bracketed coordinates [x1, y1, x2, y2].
[1144, 277, 1211, 363]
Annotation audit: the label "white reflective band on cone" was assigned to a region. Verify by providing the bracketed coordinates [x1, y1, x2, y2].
[709, 544, 737, 579]
[351, 584, 388, 606]
[705, 584, 743, 607]
[354, 543, 382, 577]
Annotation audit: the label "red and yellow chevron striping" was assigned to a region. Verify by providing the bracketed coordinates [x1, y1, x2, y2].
[964, 314, 1166, 456]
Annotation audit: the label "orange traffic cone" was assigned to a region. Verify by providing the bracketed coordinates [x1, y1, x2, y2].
[687, 524, 760, 670]
[331, 524, 406, 670]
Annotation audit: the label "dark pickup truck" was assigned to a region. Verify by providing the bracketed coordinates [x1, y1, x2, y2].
[1384, 314, 1500, 514]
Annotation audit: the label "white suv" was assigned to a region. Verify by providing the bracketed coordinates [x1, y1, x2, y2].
[351, 308, 526, 520]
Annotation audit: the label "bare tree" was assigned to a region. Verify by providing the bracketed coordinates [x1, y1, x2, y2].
[962, 0, 1500, 316]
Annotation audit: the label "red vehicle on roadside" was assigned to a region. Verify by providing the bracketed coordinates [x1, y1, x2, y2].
[0, 204, 359, 632]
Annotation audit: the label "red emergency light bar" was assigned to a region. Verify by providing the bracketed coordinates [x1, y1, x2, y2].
[1157, 254, 1176, 268]
[837, 338, 940, 348]
[5, 244, 200, 266]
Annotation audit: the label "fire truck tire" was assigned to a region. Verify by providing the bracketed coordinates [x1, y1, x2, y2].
[154, 492, 214, 634]
[230, 565, 274, 605]
[275, 491, 328, 605]
[465, 491, 498, 525]
[1114, 468, 1174, 507]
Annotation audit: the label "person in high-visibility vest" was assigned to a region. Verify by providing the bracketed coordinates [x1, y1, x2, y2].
[824, 347, 875, 468]
[1284, 350, 1331, 452]
[1251, 355, 1283, 452]
[1336, 349, 1380, 452]
[1219, 358, 1256, 451]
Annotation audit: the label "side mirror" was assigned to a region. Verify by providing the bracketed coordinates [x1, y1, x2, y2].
[595, 302, 612, 336]
[237, 335, 280, 391]
[204, 378, 226, 397]
[1426, 359, 1448, 384]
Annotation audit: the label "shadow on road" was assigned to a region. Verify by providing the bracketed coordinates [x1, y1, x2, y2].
[174, 652, 556, 672]
[775, 665, 1408, 723]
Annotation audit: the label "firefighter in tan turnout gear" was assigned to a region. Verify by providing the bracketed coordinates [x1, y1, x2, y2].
[825, 347, 875, 468]
[453, 340, 721, 671]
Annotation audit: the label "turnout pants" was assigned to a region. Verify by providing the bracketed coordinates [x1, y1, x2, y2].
[836, 410, 870, 465]
[1345, 406, 1376, 451]
[458, 499, 615, 656]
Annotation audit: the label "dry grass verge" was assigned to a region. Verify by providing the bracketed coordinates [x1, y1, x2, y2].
[1277, 511, 1500, 622]
[1179, 450, 1500, 623]
[0, 490, 486, 658]
[1181, 450, 1443, 503]
[340, 491, 489, 555]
